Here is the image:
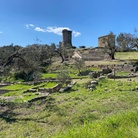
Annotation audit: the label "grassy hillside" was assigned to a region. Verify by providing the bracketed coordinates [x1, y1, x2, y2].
[0, 79, 138, 138]
[84, 51, 138, 67]
[0, 51, 138, 137]
[54, 110, 138, 138]
[115, 52, 138, 60]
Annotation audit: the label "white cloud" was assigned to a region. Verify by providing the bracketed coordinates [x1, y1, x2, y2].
[25, 24, 35, 29]
[46, 26, 71, 35]
[73, 31, 81, 37]
[34, 27, 46, 32]
[26, 24, 81, 37]
[29, 24, 35, 27]
[46, 26, 81, 37]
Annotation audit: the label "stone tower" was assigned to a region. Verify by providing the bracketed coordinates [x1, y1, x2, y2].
[62, 29, 72, 47]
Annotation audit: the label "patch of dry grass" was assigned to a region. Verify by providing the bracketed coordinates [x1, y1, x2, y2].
[115, 52, 138, 60]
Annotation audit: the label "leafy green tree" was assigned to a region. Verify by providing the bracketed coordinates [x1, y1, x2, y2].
[117, 33, 133, 51]
[0, 44, 22, 65]
[117, 29, 138, 51]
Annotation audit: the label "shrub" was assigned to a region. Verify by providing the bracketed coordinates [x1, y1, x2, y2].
[57, 71, 72, 86]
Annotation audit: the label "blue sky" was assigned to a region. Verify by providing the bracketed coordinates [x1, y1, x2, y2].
[0, 0, 138, 47]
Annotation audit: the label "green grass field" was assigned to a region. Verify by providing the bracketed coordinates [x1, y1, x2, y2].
[0, 51, 138, 137]
[0, 79, 138, 138]
[115, 52, 138, 60]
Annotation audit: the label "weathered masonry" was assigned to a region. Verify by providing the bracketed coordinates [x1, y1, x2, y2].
[98, 34, 115, 48]
[62, 29, 72, 47]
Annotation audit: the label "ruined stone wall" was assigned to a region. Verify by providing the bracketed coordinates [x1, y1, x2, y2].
[98, 34, 115, 48]
[81, 48, 108, 61]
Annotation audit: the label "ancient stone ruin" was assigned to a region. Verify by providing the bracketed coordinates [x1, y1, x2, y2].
[98, 34, 115, 48]
[61, 29, 72, 47]
[73, 47, 110, 61]
[72, 33, 116, 60]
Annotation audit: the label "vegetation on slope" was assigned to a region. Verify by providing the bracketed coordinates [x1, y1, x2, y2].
[0, 79, 138, 137]
[54, 110, 138, 138]
[115, 52, 138, 61]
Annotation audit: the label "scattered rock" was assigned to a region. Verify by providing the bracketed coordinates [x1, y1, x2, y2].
[102, 68, 112, 74]
[0, 83, 11, 87]
[24, 89, 37, 93]
[89, 72, 101, 78]
[135, 86, 138, 90]
[99, 76, 106, 80]
[134, 66, 138, 72]
[91, 81, 98, 85]
[28, 93, 49, 102]
[104, 88, 108, 91]
[131, 86, 138, 91]
[107, 73, 113, 78]
[88, 84, 96, 89]
[59, 86, 71, 92]
[0, 89, 11, 95]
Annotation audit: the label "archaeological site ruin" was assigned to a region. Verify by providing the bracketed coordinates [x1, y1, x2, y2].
[98, 34, 115, 48]
[61, 29, 72, 47]
[62, 30, 114, 61]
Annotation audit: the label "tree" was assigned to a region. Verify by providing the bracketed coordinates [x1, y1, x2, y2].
[55, 49, 65, 63]
[74, 57, 85, 75]
[0, 44, 22, 65]
[102, 32, 116, 60]
[131, 28, 138, 49]
[0, 42, 58, 81]
[39, 43, 56, 65]
[57, 70, 71, 86]
[55, 43, 74, 63]
[117, 33, 134, 51]
[13, 45, 43, 81]
[0, 45, 39, 81]
[117, 29, 138, 51]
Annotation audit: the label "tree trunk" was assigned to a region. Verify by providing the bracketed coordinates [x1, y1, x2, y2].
[111, 54, 115, 60]
[55, 50, 65, 63]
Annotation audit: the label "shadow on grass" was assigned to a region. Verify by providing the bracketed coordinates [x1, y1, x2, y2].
[0, 90, 12, 95]
[0, 109, 17, 123]
[0, 97, 57, 124]
[0, 102, 18, 123]
[45, 97, 59, 112]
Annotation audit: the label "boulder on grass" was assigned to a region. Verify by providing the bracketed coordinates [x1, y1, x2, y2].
[99, 76, 106, 80]
[102, 68, 112, 74]
[88, 84, 96, 89]
[59, 86, 71, 92]
[91, 80, 98, 85]
[107, 73, 113, 78]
